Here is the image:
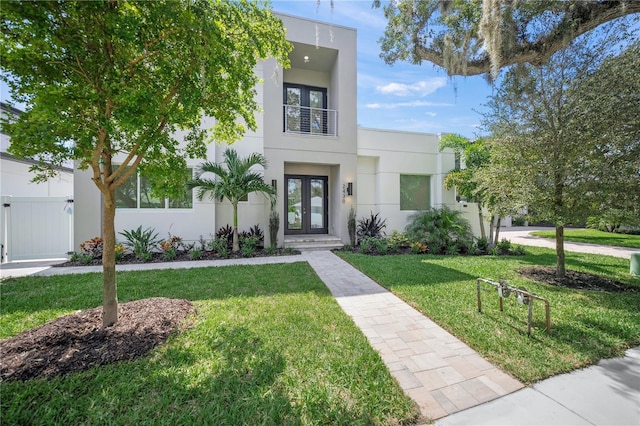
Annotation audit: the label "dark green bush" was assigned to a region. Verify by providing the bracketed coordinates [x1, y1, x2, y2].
[405, 206, 473, 255]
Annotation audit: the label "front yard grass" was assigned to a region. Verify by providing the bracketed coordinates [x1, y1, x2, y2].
[1, 263, 418, 425]
[530, 228, 640, 248]
[338, 247, 640, 384]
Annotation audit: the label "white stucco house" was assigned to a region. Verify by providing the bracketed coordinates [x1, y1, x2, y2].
[74, 13, 483, 251]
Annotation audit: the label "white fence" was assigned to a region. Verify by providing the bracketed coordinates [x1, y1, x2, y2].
[1, 196, 74, 262]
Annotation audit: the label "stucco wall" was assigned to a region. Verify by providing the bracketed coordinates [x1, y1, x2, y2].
[356, 128, 457, 235]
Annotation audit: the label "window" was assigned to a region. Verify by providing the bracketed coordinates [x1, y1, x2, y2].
[400, 175, 431, 211]
[283, 83, 328, 134]
[115, 166, 193, 209]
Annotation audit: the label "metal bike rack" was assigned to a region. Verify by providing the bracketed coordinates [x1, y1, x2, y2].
[476, 278, 551, 335]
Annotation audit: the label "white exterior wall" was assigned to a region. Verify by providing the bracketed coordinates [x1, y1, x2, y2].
[263, 14, 358, 246]
[356, 128, 457, 234]
[72, 12, 484, 248]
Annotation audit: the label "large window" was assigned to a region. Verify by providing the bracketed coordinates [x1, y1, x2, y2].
[115, 167, 193, 209]
[283, 83, 328, 135]
[400, 174, 431, 211]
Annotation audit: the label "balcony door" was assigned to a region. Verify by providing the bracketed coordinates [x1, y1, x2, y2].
[285, 175, 328, 234]
[284, 84, 327, 135]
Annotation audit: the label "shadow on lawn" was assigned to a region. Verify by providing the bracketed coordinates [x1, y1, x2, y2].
[2, 325, 379, 424]
[0, 263, 330, 318]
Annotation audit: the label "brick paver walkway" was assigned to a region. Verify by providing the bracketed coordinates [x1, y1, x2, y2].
[303, 251, 523, 421]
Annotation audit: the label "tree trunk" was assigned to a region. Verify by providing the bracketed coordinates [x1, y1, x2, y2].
[232, 203, 240, 253]
[555, 224, 566, 277]
[488, 215, 496, 244]
[493, 217, 502, 245]
[102, 189, 118, 327]
[478, 204, 486, 239]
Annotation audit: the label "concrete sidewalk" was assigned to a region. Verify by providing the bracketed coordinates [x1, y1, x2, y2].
[500, 227, 640, 259]
[438, 346, 640, 426]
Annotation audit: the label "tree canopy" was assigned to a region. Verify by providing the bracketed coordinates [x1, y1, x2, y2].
[376, 0, 640, 77]
[1, 0, 291, 326]
[479, 33, 640, 276]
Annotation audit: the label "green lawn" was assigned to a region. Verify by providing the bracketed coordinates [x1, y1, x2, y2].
[1, 263, 418, 425]
[530, 228, 640, 248]
[338, 248, 640, 384]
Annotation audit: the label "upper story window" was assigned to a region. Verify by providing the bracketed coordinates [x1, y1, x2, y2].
[115, 166, 193, 209]
[284, 83, 336, 136]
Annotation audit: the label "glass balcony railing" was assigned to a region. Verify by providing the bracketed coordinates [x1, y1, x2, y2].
[283, 105, 338, 137]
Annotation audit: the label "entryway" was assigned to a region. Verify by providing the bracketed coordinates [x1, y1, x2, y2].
[285, 175, 328, 234]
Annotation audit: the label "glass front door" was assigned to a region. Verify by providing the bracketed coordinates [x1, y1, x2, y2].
[285, 175, 328, 234]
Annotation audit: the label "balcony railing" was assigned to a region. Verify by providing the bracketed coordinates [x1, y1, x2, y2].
[283, 105, 338, 137]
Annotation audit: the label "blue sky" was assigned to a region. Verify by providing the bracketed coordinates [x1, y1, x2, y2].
[0, 0, 494, 139]
[273, 0, 494, 138]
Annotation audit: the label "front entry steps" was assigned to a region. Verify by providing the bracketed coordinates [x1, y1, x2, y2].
[284, 234, 344, 251]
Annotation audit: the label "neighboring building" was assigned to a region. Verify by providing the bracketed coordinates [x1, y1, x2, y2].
[1, 102, 74, 261]
[74, 13, 478, 250]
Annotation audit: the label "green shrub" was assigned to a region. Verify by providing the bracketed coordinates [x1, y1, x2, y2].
[474, 237, 489, 254]
[209, 238, 228, 258]
[405, 206, 473, 255]
[240, 235, 259, 257]
[190, 248, 202, 260]
[497, 238, 512, 254]
[264, 245, 277, 255]
[387, 231, 410, 249]
[513, 245, 527, 256]
[163, 248, 177, 261]
[119, 226, 160, 260]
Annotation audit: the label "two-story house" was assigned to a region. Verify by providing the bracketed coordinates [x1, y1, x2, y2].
[74, 12, 476, 251]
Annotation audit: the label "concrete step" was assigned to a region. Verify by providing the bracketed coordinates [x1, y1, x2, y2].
[284, 235, 344, 251]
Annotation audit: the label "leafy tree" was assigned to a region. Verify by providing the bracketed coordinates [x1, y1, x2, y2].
[187, 148, 276, 253]
[375, 0, 639, 77]
[0, 0, 290, 326]
[480, 31, 639, 277]
[439, 134, 491, 239]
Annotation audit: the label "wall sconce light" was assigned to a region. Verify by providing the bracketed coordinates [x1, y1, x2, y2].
[346, 182, 353, 196]
[271, 179, 277, 189]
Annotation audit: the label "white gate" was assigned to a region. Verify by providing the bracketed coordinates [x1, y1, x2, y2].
[1, 196, 74, 262]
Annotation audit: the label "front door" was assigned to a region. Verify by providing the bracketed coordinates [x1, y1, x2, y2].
[285, 175, 328, 234]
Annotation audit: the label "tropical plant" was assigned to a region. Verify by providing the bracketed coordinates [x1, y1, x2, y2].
[0, 1, 291, 326]
[215, 225, 234, 250]
[269, 210, 279, 248]
[119, 226, 160, 261]
[241, 224, 264, 249]
[80, 237, 103, 258]
[209, 238, 228, 259]
[405, 206, 473, 255]
[187, 149, 276, 253]
[356, 212, 387, 240]
[348, 207, 357, 246]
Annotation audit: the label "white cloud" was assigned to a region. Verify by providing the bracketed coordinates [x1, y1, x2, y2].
[364, 100, 453, 109]
[376, 78, 448, 97]
[425, 112, 437, 117]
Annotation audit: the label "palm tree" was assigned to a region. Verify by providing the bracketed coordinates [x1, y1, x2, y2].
[187, 148, 276, 253]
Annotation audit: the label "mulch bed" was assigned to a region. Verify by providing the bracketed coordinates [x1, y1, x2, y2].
[56, 248, 300, 267]
[518, 266, 637, 292]
[0, 298, 196, 382]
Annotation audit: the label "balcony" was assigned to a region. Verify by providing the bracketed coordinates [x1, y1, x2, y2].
[283, 105, 338, 137]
